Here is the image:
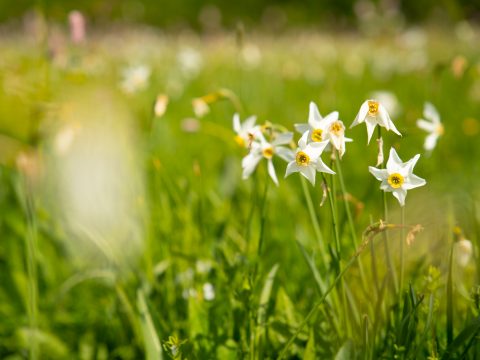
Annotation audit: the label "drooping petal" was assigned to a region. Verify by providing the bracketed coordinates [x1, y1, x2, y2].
[316, 158, 335, 174]
[294, 123, 310, 134]
[267, 159, 278, 186]
[424, 133, 438, 151]
[300, 165, 316, 185]
[416, 119, 436, 133]
[285, 161, 299, 178]
[424, 102, 440, 124]
[378, 104, 391, 130]
[392, 188, 407, 207]
[276, 146, 295, 162]
[387, 118, 402, 136]
[369, 166, 388, 181]
[386, 147, 403, 173]
[351, 100, 369, 128]
[403, 173, 426, 190]
[308, 102, 323, 128]
[272, 132, 293, 146]
[365, 119, 377, 144]
[233, 113, 241, 132]
[242, 153, 262, 179]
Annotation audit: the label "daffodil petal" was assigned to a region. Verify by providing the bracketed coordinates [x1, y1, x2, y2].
[294, 123, 310, 134]
[276, 146, 295, 162]
[365, 119, 377, 144]
[424, 133, 438, 151]
[403, 174, 426, 190]
[386, 147, 403, 173]
[308, 102, 323, 128]
[369, 166, 388, 181]
[300, 165, 316, 185]
[267, 159, 278, 186]
[272, 132, 293, 146]
[351, 100, 369, 128]
[392, 188, 407, 206]
[316, 158, 335, 174]
[424, 102, 440, 124]
[285, 161, 299, 178]
[416, 119, 436, 133]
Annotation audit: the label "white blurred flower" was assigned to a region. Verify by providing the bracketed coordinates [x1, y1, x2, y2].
[285, 131, 335, 186]
[351, 99, 401, 144]
[192, 98, 210, 118]
[177, 47, 203, 77]
[241, 43, 262, 68]
[416, 102, 444, 152]
[182, 288, 198, 300]
[196, 259, 213, 274]
[120, 65, 150, 94]
[242, 131, 294, 186]
[369, 148, 426, 206]
[203, 283, 215, 301]
[294, 102, 351, 157]
[176, 268, 194, 285]
[154, 94, 169, 118]
[455, 239, 473, 267]
[233, 113, 259, 148]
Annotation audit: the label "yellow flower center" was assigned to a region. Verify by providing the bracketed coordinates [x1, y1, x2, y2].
[295, 151, 310, 166]
[436, 124, 445, 136]
[311, 129, 323, 142]
[387, 173, 404, 189]
[368, 100, 379, 116]
[329, 121, 344, 135]
[234, 135, 245, 147]
[262, 147, 274, 159]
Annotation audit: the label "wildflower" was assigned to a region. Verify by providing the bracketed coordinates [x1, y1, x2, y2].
[285, 131, 335, 185]
[369, 147, 426, 206]
[233, 113, 259, 148]
[120, 65, 150, 94]
[416, 102, 443, 152]
[68, 10, 86, 44]
[177, 47, 203, 77]
[203, 283, 215, 301]
[350, 99, 401, 144]
[192, 97, 210, 118]
[455, 239, 473, 267]
[154, 94, 169, 118]
[294, 102, 351, 157]
[242, 131, 293, 186]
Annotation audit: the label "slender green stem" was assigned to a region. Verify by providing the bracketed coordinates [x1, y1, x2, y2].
[24, 181, 39, 360]
[300, 177, 328, 264]
[377, 127, 398, 295]
[399, 205, 405, 298]
[335, 153, 368, 288]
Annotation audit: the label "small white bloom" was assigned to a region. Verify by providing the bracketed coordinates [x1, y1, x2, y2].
[455, 239, 473, 267]
[203, 283, 215, 301]
[177, 47, 203, 77]
[294, 102, 352, 157]
[154, 94, 169, 118]
[192, 98, 210, 118]
[416, 102, 444, 152]
[285, 131, 335, 186]
[351, 99, 402, 144]
[196, 259, 213, 274]
[242, 131, 294, 186]
[120, 65, 151, 94]
[233, 113, 259, 148]
[182, 288, 198, 300]
[369, 148, 426, 206]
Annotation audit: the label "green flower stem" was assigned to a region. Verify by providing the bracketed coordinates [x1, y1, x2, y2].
[300, 177, 328, 265]
[399, 205, 405, 298]
[335, 153, 368, 289]
[377, 127, 398, 296]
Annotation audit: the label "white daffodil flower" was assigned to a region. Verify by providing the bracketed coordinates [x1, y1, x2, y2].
[350, 99, 402, 144]
[285, 131, 335, 186]
[416, 102, 444, 152]
[369, 148, 426, 206]
[294, 102, 352, 157]
[242, 132, 294, 186]
[120, 65, 151, 94]
[233, 113, 259, 148]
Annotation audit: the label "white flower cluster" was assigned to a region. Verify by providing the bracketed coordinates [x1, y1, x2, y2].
[233, 97, 437, 206]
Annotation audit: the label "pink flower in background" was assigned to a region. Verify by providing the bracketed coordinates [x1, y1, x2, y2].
[69, 10, 86, 44]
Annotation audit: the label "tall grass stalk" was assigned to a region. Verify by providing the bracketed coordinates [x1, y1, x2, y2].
[335, 153, 368, 289]
[23, 180, 39, 360]
[377, 128, 398, 295]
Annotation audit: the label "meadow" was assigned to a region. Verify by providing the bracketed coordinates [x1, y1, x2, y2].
[1, 19, 480, 359]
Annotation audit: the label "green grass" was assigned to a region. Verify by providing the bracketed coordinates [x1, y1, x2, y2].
[1, 24, 480, 359]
